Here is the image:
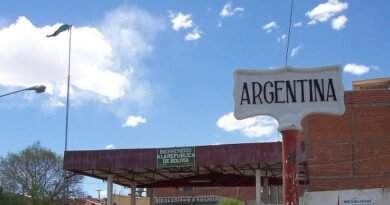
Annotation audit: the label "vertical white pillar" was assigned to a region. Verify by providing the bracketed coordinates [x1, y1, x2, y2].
[256, 170, 262, 205]
[269, 186, 275, 204]
[148, 188, 154, 205]
[107, 175, 113, 205]
[131, 183, 137, 205]
[263, 177, 269, 204]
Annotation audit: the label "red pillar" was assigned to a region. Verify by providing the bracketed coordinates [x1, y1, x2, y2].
[281, 130, 299, 205]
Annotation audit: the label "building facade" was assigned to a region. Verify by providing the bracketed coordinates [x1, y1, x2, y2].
[154, 79, 390, 204]
[304, 82, 390, 191]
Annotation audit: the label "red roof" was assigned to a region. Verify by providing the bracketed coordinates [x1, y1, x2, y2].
[64, 142, 307, 188]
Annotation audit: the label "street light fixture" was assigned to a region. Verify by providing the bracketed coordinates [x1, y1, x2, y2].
[0, 85, 46, 98]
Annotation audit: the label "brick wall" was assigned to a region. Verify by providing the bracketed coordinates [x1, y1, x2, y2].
[305, 90, 390, 191]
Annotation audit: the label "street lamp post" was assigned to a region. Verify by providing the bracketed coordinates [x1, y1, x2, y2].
[0, 85, 46, 98]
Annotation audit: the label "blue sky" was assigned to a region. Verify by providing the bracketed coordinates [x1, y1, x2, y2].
[0, 0, 389, 197]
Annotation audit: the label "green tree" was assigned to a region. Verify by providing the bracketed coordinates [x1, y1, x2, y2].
[0, 142, 84, 205]
[218, 198, 244, 205]
[0, 187, 30, 205]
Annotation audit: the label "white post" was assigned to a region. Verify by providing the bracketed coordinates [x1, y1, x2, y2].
[131, 183, 137, 205]
[263, 177, 269, 204]
[107, 175, 113, 205]
[270, 186, 275, 204]
[256, 170, 262, 205]
[148, 188, 154, 205]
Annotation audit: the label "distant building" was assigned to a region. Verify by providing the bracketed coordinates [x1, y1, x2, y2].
[67, 195, 150, 205]
[352, 77, 390, 91]
[83, 196, 105, 205]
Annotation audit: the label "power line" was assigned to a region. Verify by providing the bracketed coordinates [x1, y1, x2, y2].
[284, 0, 295, 66]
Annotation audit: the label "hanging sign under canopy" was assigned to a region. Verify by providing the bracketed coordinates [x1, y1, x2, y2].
[233, 65, 345, 131]
[157, 146, 196, 168]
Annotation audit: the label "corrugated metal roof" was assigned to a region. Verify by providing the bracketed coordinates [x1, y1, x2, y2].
[64, 142, 307, 188]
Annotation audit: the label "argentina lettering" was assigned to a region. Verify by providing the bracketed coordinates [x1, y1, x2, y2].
[233, 65, 345, 131]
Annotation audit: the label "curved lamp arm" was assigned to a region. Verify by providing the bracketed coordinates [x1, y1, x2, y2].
[0, 85, 46, 98]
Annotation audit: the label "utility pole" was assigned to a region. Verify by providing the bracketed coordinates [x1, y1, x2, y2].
[96, 189, 102, 200]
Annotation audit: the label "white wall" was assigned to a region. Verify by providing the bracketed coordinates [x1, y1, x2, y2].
[303, 188, 390, 205]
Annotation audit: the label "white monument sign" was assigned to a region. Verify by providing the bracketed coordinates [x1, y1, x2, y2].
[233, 65, 345, 131]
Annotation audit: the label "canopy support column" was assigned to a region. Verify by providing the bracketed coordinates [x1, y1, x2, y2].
[131, 183, 137, 205]
[107, 175, 113, 205]
[256, 169, 262, 205]
[147, 188, 154, 205]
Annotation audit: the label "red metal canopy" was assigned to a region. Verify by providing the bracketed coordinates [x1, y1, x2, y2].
[64, 142, 307, 188]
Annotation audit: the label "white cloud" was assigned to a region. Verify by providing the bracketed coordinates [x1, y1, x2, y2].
[168, 10, 202, 41]
[185, 27, 202, 41]
[217, 112, 278, 138]
[105, 144, 115, 149]
[290, 44, 303, 57]
[44, 97, 65, 107]
[168, 11, 193, 31]
[343, 64, 378, 75]
[370, 65, 379, 70]
[0, 17, 123, 101]
[277, 34, 287, 43]
[332, 15, 348, 30]
[293, 22, 303, 27]
[262, 21, 278, 33]
[306, 0, 348, 25]
[122, 115, 147, 127]
[220, 2, 245, 18]
[0, 7, 163, 110]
